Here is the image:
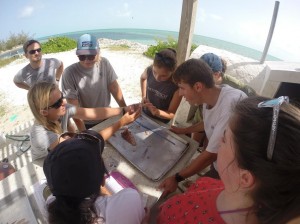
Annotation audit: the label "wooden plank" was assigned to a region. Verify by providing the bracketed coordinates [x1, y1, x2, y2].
[177, 0, 198, 65]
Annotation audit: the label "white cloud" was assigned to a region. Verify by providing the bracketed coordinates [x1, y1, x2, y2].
[19, 6, 34, 18]
[116, 3, 131, 17]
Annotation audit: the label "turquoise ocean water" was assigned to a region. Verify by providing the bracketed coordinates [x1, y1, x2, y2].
[1, 28, 281, 61]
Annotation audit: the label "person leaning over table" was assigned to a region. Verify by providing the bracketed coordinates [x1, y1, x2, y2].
[192, 53, 257, 144]
[158, 58, 247, 196]
[13, 39, 63, 90]
[61, 34, 127, 131]
[27, 82, 140, 161]
[43, 129, 146, 224]
[157, 96, 300, 224]
[140, 48, 182, 123]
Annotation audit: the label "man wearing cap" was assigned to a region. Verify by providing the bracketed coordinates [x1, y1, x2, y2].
[14, 39, 64, 90]
[62, 34, 127, 130]
[43, 130, 145, 223]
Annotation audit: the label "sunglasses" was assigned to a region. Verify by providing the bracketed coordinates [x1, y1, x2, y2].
[78, 55, 96, 61]
[28, 48, 42, 55]
[59, 131, 106, 157]
[45, 93, 64, 110]
[59, 131, 101, 144]
[258, 96, 289, 160]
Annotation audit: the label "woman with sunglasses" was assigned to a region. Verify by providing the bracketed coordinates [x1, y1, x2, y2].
[140, 48, 182, 123]
[157, 96, 300, 224]
[14, 39, 63, 90]
[27, 82, 140, 161]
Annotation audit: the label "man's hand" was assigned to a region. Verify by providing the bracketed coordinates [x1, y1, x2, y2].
[120, 107, 141, 126]
[169, 125, 188, 135]
[125, 103, 142, 114]
[158, 175, 178, 198]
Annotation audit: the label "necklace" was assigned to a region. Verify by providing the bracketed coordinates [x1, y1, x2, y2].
[218, 206, 254, 215]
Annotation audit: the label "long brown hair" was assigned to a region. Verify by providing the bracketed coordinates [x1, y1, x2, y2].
[230, 96, 300, 224]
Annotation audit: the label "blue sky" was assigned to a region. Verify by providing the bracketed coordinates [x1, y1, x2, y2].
[0, 0, 299, 61]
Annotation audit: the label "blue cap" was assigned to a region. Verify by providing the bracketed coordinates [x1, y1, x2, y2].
[200, 53, 222, 72]
[76, 34, 100, 55]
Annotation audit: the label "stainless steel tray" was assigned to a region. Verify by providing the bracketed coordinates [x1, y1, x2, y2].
[108, 115, 189, 181]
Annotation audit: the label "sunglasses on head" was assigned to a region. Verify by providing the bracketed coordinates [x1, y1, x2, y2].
[258, 96, 289, 161]
[59, 132, 101, 143]
[155, 53, 174, 66]
[78, 55, 96, 61]
[28, 48, 41, 55]
[45, 93, 64, 110]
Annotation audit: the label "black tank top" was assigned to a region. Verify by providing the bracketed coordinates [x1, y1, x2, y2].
[143, 66, 178, 123]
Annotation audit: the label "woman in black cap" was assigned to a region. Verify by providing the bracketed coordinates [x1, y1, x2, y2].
[44, 130, 146, 224]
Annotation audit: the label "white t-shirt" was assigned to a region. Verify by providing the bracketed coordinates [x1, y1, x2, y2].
[203, 85, 247, 169]
[43, 188, 145, 224]
[94, 188, 145, 224]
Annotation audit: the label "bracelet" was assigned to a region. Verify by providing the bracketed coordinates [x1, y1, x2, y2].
[175, 172, 185, 183]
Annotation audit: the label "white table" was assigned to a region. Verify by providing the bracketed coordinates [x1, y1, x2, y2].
[0, 116, 198, 222]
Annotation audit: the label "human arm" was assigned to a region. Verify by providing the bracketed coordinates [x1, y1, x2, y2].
[98, 108, 141, 140]
[66, 98, 86, 131]
[140, 68, 148, 100]
[55, 61, 64, 81]
[143, 90, 182, 121]
[109, 80, 127, 107]
[13, 81, 30, 90]
[170, 121, 204, 135]
[158, 150, 217, 197]
[13, 71, 30, 90]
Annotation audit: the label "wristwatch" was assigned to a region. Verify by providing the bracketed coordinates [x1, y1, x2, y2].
[175, 172, 185, 183]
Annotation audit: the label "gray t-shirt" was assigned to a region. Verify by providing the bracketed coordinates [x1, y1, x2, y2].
[61, 57, 117, 125]
[30, 104, 76, 161]
[13, 58, 61, 87]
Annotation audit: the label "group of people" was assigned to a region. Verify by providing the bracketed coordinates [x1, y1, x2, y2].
[12, 34, 300, 223]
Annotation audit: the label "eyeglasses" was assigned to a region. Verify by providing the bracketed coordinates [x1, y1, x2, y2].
[78, 55, 96, 61]
[59, 131, 101, 144]
[258, 96, 289, 160]
[45, 93, 64, 110]
[59, 131, 104, 155]
[28, 48, 42, 55]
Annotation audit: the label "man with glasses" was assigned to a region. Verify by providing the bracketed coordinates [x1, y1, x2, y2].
[61, 34, 127, 130]
[13, 39, 64, 90]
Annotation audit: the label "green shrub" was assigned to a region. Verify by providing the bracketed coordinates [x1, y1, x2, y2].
[108, 44, 130, 51]
[144, 36, 198, 59]
[41, 37, 77, 54]
[0, 31, 31, 52]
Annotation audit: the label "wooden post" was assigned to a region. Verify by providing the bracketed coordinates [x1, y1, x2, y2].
[177, 0, 198, 65]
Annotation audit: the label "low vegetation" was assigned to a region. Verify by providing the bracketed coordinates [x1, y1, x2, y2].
[144, 36, 198, 58]
[0, 34, 76, 68]
[0, 31, 31, 52]
[41, 37, 77, 54]
[107, 44, 131, 51]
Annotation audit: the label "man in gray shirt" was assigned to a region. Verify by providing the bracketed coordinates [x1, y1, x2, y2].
[62, 34, 127, 130]
[13, 39, 64, 90]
